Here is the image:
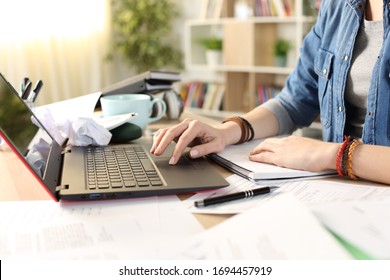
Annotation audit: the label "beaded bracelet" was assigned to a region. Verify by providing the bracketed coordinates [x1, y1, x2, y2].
[336, 136, 350, 176]
[341, 140, 354, 177]
[346, 139, 362, 180]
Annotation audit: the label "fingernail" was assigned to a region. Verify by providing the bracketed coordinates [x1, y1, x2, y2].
[169, 156, 176, 165]
[190, 150, 199, 158]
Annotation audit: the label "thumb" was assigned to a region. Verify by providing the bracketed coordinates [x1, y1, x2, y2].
[189, 140, 224, 158]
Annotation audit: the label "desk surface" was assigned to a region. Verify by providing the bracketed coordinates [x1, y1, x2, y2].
[2, 109, 388, 260]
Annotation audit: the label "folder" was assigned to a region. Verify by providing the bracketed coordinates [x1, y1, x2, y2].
[101, 70, 181, 96]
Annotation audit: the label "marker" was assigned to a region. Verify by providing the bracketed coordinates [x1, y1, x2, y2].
[21, 80, 32, 100]
[28, 80, 43, 102]
[194, 186, 278, 207]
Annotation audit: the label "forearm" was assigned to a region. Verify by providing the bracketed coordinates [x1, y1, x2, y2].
[322, 142, 390, 185]
[242, 107, 279, 140]
[217, 107, 279, 146]
[352, 144, 390, 185]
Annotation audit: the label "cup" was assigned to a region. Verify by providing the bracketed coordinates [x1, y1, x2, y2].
[100, 94, 166, 130]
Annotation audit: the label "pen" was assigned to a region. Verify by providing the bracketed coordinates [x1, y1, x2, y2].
[21, 80, 32, 100]
[28, 80, 43, 102]
[194, 186, 279, 207]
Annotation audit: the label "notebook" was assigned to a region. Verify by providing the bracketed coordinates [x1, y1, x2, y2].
[0, 73, 228, 201]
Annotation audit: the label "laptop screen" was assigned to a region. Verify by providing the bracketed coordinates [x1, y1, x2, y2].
[0, 73, 55, 181]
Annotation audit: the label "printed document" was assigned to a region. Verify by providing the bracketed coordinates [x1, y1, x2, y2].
[186, 174, 390, 214]
[0, 196, 203, 259]
[172, 193, 352, 259]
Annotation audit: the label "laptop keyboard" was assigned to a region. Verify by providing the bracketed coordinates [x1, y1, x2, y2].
[85, 145, 164, 190]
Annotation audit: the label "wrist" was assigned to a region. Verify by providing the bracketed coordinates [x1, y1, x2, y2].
[221, 116, 254, 145]
[216, 121, 242, 146]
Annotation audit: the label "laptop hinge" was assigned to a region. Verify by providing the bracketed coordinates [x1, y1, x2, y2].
[61, 146, 72, 154]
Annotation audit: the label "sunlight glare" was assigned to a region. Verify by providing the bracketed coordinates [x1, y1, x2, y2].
[0, 0, 106, 43]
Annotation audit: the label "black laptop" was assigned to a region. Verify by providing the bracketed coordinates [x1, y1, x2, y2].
[0, 73, 228, 201]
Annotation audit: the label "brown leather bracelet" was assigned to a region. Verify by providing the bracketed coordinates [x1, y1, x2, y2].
[222, 116, 247, 144]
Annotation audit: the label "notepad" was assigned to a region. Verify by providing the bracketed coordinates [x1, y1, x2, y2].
[208, 138, 336, 182]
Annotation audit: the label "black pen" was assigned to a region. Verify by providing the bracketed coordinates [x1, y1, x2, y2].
[194, 186, 279, 207]
[21, 80, 32, 100]
[28, 80, 43, 102]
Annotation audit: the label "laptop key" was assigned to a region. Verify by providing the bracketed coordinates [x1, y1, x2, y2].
[124, 180, 136, 187]
[140, 159, 156, 172]
[98, 184, 109, 189]
[111, 182, 123, 188]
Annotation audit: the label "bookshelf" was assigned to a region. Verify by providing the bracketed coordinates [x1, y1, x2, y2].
[184, 0, 318, 113]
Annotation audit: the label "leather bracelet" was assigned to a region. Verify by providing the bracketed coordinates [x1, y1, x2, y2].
[238, 116, 254, 141]
[222, 117, 247, 144]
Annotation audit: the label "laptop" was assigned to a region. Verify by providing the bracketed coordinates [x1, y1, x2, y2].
[0, 73, 228, 201]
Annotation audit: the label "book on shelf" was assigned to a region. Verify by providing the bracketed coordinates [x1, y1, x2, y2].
[256, 85, 281, 105]
[181, 81, 225, 111]
[207, 138, 336, 182]
[101, 70, 181, 96]
[254, 0, 294, 17]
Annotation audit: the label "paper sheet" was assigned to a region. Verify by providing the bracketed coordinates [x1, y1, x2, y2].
[310, 198, 390, 259]
[185, 174, 390, 214]
[170, 193, 352, 259]
[0, 196, 203, 259]
[36, 92, 101, 123]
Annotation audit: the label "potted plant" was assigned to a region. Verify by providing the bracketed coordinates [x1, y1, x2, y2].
[108, 0, 183, 73]
[273, 38, 291, 67]
[198, 36, 223, 66]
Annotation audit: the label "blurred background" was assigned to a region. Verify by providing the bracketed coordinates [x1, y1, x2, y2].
[0, 0, 200, 105]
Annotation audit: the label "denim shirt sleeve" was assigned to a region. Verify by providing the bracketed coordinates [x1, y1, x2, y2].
[260, 99, 297, 134]
[268, 0, 330, 132]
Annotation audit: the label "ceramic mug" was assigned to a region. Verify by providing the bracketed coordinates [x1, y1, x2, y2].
[100, 94, 166, 130]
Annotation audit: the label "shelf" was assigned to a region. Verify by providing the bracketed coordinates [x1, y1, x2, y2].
[187, 64, 294, 75]
[187, 16, 316, 26]
[184, 0, 318, 113]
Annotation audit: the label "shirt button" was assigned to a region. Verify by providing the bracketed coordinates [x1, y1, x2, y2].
[339, 106, 342, 112]
[323, 68, 327, 75]
[368, 111, 373, 117]
[344, 55, 349, 61]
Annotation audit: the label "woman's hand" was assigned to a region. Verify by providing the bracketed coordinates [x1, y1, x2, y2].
[249, 135, 340, 172]
[150, 119, 228, 165]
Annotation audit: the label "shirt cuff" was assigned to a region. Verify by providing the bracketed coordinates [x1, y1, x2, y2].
[260, 99, 297, 134]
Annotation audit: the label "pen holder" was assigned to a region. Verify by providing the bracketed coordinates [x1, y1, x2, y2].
[24, 99, 35, 112]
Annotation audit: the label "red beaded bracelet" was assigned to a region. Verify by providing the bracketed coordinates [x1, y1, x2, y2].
[336, 136, 350, 176]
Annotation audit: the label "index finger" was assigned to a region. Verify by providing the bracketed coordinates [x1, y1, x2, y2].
[169, 119, 207, 164]
[151, 119, 192, 156]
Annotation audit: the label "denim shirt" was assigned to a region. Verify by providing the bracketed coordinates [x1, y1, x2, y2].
[263, 0, 390, 145]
